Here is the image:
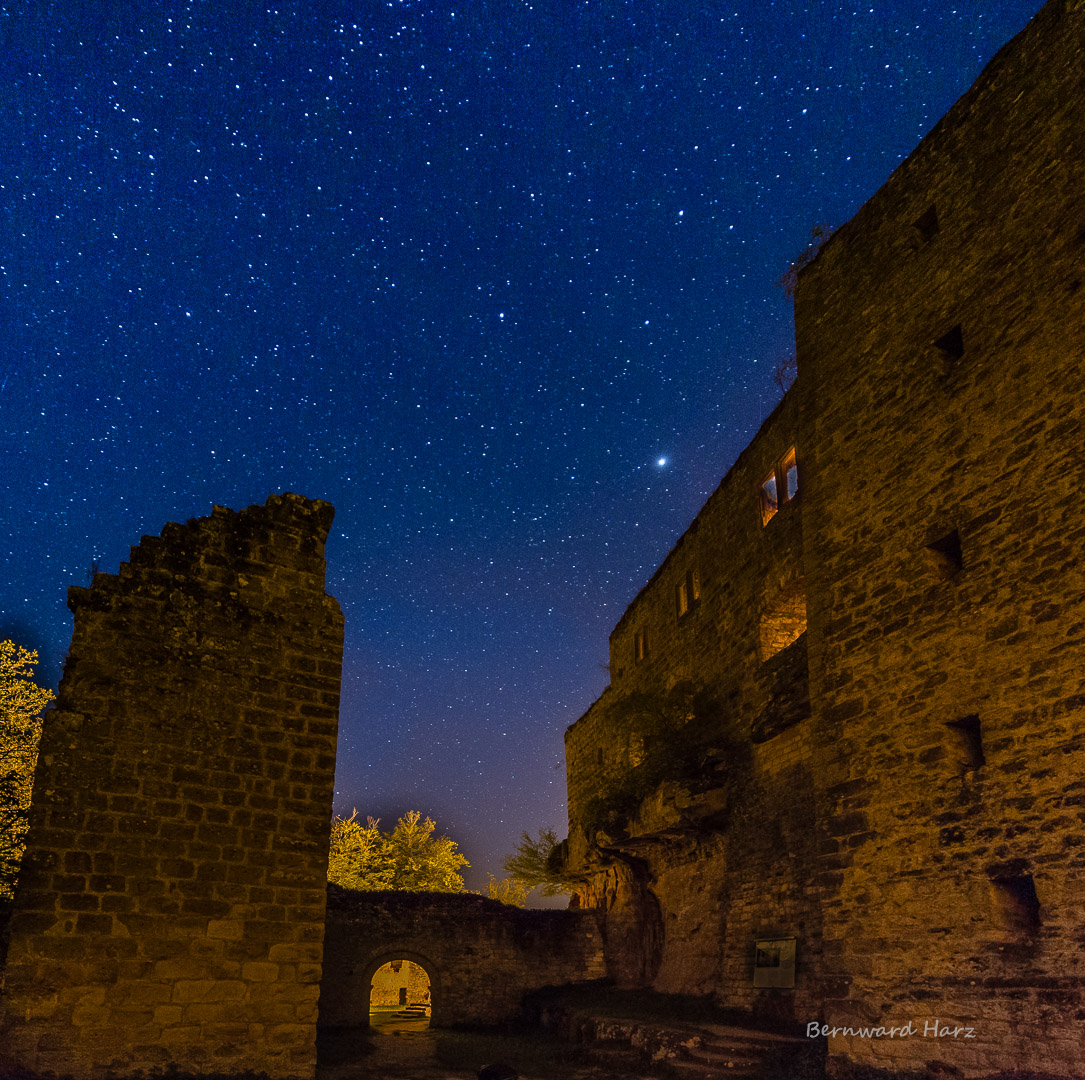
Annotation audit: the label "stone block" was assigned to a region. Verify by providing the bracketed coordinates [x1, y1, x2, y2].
[241, 961, 280, 982]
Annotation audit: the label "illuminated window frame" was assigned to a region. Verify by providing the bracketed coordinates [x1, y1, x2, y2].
[633, 630, 649, 664]
[760, 447, 799, 526]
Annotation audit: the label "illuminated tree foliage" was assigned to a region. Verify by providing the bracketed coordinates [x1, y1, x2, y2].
[485, 873, 530, 907]
[502, 828, 576, 897]
[0, 641, 55, 903]
[327, 809, 469, 893]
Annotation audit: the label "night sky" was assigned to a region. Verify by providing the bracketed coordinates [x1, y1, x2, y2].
[3, 0, 1041, 898]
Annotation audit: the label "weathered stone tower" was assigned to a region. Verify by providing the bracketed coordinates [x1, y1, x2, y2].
[0, 494, 344, 1079]
[564, 0, 1085, 1075]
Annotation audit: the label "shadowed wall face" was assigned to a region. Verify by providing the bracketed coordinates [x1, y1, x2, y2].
[0, 493, 344, 1080]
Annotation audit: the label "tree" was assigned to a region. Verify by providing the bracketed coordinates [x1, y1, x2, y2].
[772, 353, 798, 394]
[0, 641, 55, 903]
[327, 809, 469, 893]
[502, 828, 576, 898]
[327, 811, 390, 891]
[485, 873, 530, 907]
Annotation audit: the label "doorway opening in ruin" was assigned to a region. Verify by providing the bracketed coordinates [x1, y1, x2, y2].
[369, 959, 432, 1031]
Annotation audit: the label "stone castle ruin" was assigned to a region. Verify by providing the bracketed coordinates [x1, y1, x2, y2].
[564, 0, 1085, 1076]
[0, 494, 603, 1079]
[1, 2, 1083, 1078]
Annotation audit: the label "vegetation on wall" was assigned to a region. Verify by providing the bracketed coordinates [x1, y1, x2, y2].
[327, 809, 470, 893]
[0, 641, 55, 903]
[579, 682, 732, 837]
[776, 222, 835, 299]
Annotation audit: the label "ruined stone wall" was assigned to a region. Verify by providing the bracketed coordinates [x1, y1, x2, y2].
[318, 888, 605, 1028]
[0, 494, 344, 1080]
[565, 386, 809, 830]
[565, 2, 1085, 1073]
[795, 1, 1085, 1074]
[564, 386, 827, 1019]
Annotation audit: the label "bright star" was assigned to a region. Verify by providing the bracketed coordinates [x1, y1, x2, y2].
[657, 457, 667, 467]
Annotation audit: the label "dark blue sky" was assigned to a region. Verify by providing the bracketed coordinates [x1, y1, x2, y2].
[2, 0, 1041, 896]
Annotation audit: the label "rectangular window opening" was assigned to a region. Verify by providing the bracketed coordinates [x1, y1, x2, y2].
[927, 529, 963, 578]
[946, 714, 984, 772]
[752, 937, 796, 988]
[675, 569, 701, 619]
[759, 578, 807, 661]
[634, 630, 648, 664]
[934, 324, 965, 365]
[759, 446, 799, 526]
[914, 204, 940, 242]
[989, 873, 1041, 934]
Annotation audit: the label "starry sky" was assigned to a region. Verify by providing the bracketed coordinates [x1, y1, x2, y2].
[2, 0, 1042, 898]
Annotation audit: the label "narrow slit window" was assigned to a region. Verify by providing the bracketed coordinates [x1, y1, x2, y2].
[783, 448, 799, 501]
[914, 204, 940, 242]
[946, 714, 984, 772]
[760, 472, 779, 524]
[634, 630, 648, 664]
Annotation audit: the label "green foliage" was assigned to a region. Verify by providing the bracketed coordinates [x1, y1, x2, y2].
[484, 873, 530, 907]
[0, 641, 55, 903]
[327, 809, 469, 893]
[502, 827, 578, 897]
[327, 811, 389, 890]
[580, 682, 722, 837]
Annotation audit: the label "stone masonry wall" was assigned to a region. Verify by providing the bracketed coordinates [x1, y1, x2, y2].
[566, 386, 808, 830]
[565, 2, 1085, 1074]
[796, 1, 1085, 1074]
[565, 385, 827, 1021]
[318, 888, 605, 1028]
[0, 494, 344, 1080]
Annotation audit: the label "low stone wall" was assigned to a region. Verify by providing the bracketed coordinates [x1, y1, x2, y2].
[318, 888, 605, 1027]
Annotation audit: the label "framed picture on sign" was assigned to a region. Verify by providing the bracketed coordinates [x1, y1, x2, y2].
[753, 937, 796, 988]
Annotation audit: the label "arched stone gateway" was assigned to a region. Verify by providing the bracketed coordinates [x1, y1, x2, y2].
[317, 888, 605, 1028]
